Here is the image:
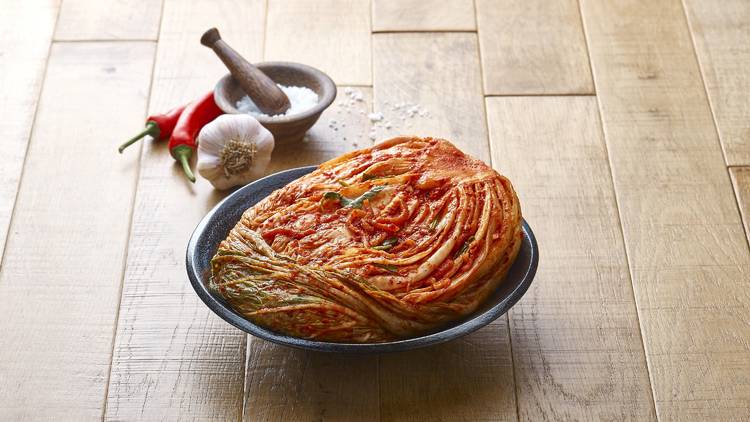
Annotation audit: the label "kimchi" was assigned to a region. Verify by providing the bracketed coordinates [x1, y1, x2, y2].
[210, 137, 522, 342]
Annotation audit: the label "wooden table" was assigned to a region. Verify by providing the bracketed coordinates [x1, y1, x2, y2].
[1, 1, 748, 420]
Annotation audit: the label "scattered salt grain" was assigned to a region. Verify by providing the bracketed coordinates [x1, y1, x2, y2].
[344, 87, 364, 102]
[368, 112, 384, 122]
[328, 87, 431, 146]
[236, 84, 318, 118]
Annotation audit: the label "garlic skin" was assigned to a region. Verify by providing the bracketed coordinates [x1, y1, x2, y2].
[197, 114, 275, 190]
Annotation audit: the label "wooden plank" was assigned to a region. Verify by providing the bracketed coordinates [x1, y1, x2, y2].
[682, 0, 750, 166]
[0, 41, 154, 421]
[372, 32, 490, 162]
[379, 322, 516, 422]
[265, 0, 371, 86]
[476, 0, 593, 95]
[487, 96, 656, 420]
[243, 89, 378, 421]
[55, 0, 162, 41]
[579, 0, 750, 419]
[730, 167, 750, 245]
[372, 0, 476, 32]
[103, 1, 266, 420]
[244, 342, 379, 422]
[0, 0, 58, 264]
[373, 33, 517, 421]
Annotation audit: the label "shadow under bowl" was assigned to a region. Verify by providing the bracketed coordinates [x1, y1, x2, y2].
[186, 166, 540, 354]
[214, 62, 336, 143]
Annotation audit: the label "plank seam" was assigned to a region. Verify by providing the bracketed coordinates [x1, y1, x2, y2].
[261, 0, 269, 61]
[472, 9, 488, 106]
[473, 0, 488, 95]
[241, 337, 250, 422]
[574, 0, 596, 96]
[377, 354, 383, 422]
[371, 29, 477, 34]
[483, 96, 521, 422]
[679, 0, 729, 167]
[679, 0, 750, 254]
[471, 0, 478, 33]
[576, 3, 660, 419]
[484, 93, 596, 97]
[505, 315, 521, 422]
[52, 38, 159, 43]
[100, 0, 167, 417]
[0, 4, 62, 270]
[729, 170, 750, 250]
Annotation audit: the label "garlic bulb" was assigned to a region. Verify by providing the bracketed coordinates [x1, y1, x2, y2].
[197, 114, 275, 190]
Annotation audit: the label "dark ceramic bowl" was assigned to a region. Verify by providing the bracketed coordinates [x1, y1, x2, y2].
[186, 166, 539, 353]
[214, 62, 336, 143]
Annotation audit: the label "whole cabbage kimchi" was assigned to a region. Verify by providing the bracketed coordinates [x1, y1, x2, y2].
[209, 137, 522, 343]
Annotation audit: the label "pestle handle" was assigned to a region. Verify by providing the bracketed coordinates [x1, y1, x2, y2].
[201, 28, 290, 115]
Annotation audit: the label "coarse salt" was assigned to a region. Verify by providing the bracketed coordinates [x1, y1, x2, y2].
[368, 112, 384, 122]
[236, 84, 318, 118]
[329, 87, 431, 146]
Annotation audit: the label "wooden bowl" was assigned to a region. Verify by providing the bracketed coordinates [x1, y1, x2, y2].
[213, 62, 336, 143]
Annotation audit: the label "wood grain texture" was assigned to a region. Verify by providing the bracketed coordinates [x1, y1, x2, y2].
[373, 33, 490, 162]
[0, 0, 58, 264]
[0, 41, 154, 421]
[244, 343, 379, 422]
[730, 167, 750, 245]
[103, 1, 266, 420]
[476, 0, 593, 95]
[372, 0, 476, 31]
[380, 321, 516, 422]
[55, 0, 162, 40]
[580, 0, 750, 419]
[487, 96, 656, 421]
[265, 0, 371, 86]
[373, 32, 517, 421]
[682, 0, 750, 166]
[243, 88, 378, 421]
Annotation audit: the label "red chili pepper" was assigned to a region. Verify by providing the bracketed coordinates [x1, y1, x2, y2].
[118, 103, 187, 153]
[168, 91, 223, 183]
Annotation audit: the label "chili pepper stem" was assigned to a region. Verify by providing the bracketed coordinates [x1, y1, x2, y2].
[172, 145, 196, 183]
[118, 121, 161, 153]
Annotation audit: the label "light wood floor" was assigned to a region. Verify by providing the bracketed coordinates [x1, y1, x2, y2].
[1, 0, 748, 420]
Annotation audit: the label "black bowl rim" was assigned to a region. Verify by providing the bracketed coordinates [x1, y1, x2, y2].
[186, 166, 539, 353]
[214, 61, 337, 123]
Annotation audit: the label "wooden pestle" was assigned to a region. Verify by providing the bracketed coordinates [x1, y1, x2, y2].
[201, 28, 290, 115]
